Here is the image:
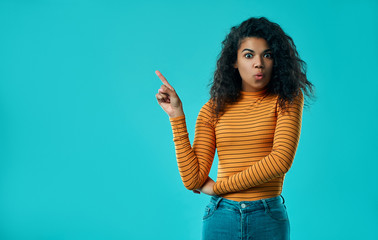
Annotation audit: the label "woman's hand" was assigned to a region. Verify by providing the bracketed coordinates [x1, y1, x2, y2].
[193, 177, 217, 196]
[155, 70, 184, 118]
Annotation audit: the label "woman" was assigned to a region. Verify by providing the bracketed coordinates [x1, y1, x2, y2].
[155, 17, 314, 240]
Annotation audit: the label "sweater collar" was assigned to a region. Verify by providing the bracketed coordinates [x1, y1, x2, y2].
[240, 88, 268, 99]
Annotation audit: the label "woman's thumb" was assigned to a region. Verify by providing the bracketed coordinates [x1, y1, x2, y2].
[160, 85, 176, 96]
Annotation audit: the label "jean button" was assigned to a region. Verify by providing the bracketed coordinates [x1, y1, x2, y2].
[241, 203, 246, 208]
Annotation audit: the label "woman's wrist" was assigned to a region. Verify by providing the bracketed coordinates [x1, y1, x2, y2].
[169, 111, 185, 119]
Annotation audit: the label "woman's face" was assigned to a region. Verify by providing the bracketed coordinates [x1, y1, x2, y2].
[234, 37, 274, 92]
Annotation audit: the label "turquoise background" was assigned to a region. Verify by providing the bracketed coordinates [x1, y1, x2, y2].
[1, 0, 377, 239]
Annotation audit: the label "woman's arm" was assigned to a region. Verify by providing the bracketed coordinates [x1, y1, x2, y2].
[169, 102, 217, 191]
[155, 70, 217, 191]
[193, 176, 217, 196]
[213, 92, 304, 195]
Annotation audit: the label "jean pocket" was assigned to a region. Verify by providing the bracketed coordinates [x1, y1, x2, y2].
[202, 202, 217, 221]
[266, 201, 289, 222]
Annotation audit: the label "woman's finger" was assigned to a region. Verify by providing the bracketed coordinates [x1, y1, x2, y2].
[156, 92, 170, 103]
[159, 85, 175, 96]
[155, 70, 174, 91]
[156, 92, 165, 100]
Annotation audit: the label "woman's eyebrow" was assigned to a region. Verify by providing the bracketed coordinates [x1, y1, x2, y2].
[242, 48, 272, 53]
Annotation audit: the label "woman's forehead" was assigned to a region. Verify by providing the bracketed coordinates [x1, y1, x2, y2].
[238, 37, 270, 50]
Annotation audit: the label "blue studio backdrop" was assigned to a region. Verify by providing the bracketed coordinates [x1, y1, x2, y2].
[0, 0, 377, 239]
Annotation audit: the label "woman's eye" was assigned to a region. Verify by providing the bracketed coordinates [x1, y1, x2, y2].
[245, 53, 253, 58]
[264, 53, 272, 58]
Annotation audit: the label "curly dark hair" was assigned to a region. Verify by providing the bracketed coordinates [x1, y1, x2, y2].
[208, 16, 315, 120]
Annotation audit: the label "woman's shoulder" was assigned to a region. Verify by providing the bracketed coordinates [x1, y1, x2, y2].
[196, 99, 217, 125]
[199, 99, 216, 116]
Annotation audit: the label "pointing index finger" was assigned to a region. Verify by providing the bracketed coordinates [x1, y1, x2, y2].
[155, 70, 174, 91]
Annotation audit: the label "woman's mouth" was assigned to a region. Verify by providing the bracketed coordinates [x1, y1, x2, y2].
[254, 73, 263, 80]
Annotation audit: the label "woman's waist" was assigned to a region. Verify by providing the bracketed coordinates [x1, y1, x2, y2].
[216, 179, 284, 202]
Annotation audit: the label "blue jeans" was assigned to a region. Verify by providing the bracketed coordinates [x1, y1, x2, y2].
[202, 194, 290, 240]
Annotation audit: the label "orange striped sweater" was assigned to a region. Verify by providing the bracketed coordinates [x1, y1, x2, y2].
[169, 88, 304, 201]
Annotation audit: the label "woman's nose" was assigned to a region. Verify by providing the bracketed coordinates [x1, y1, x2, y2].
[253, 56, 264, 68]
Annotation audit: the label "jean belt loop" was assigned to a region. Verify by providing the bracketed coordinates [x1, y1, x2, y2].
[261, 199, 269, 213]
[280, 195, 285, 204]
[214, 196, 223, 210]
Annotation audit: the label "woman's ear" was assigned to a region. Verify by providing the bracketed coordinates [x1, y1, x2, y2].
[233, 62, 238, 69]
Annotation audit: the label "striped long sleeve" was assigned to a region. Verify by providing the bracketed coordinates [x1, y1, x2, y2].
[213, 92, 304, 196]
[169, 101, 216, 190]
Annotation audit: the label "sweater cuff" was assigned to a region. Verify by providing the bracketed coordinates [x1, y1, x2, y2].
[169, 115, 188, 140]
[213, 181, 222, 195]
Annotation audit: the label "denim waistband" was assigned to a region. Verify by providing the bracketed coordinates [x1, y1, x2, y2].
[209, 194, 285, 212]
